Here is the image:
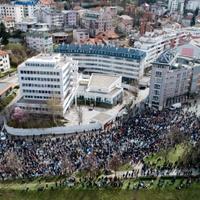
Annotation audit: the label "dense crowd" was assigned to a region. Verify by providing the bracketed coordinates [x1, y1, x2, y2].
[0, 106, 199, 180]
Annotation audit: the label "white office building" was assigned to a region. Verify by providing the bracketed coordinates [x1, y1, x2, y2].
[55, 44, 146, 84]
[0, 50, 10, 72]
[17, 53, 78, 116]
[26, 31, 53, 52]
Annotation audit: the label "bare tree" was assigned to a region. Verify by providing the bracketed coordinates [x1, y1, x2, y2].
[47, 96, 62, 125]
[84, 154, 98, 178]
[4, 151, 22, 177]
[109, 154, 121, 177]
[60, 156, 74, 176]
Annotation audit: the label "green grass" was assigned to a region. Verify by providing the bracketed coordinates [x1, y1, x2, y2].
[0, 188, 200, 200]
[118, 163, 133, 171]
[144, 144, 189, 168]
[1, 176, 200, 200]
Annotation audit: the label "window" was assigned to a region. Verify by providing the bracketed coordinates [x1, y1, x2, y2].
[154, 84, 160, 89]
[155, 71, 162, 77]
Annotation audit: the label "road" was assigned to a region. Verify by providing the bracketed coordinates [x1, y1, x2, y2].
[0, 72, 20, 127]
[0, 72, 18, 85]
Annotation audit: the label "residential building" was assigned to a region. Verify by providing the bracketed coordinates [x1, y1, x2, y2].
[30, 22, 49, 32]
[26, 31, 53, 52]
[52, 32, 72, 44]
[73, 29, 89, 43]
[55, 44, 146, 84]
[148, 50, 191, 110]
[182, 13, 193, 27]
[14, 0, 40, 22]
[81, 8, 114, 37]
[17, 53, 78, 116]
[0, 16, 15, 31]
[0, 4, 16, 20]
[148, 40, 200, 110]
[168, 0, 185, 15]
[77, 74, 123, 106]
[16, 17, 37, 32]
[0, 50, 10, 72]
[186, 0, 200, 11]
[62, 10, 79, 27]
[133, 28, 190, 67]
[35, 7, 63, 30]
[117, 15, 133, 35]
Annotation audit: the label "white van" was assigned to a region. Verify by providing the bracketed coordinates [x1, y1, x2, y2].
[170, 103, 182, 110]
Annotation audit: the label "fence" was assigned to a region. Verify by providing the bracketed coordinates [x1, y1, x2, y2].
[4, 122, 102, 136]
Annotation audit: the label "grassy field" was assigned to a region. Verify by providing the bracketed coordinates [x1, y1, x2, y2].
[144, 144, 189, 167]
[1, 176, 200, 200]
[0, 188, 200, 200]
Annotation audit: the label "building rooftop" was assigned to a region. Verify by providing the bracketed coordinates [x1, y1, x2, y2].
[52, 32, 68, 37]
[0, 82, 13, 96]
[15, 0, 39, 6]
[55, 44, 146, 61]
[119, 15, 133, 20]
[26, 31, 51, 38]
[88, 74, 120, 91]
[155, 50, 177, 64]
[21, 53, 73, 69]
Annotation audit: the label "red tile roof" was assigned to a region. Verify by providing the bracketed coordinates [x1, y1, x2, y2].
[181, 48, 194, 58]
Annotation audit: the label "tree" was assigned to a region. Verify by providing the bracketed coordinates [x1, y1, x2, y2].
[84, 154, 98, 178]
[47, 95, 62, 124]
[60, 156, 74, 176]
[4, 151, 22, 177]
[109, 154, 121, 177]
[0, 22, 9, 45]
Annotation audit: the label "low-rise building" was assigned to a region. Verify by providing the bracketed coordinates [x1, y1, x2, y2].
[35, 7, 63, 30]
[81, 8, 114, 37]
[26, 31, 53, 52]
[17, 53, 78, 116]
[52, 32, 72, 44]
[73, 29, 89, 43]
[0, 50, 10, 72]
[77, 74, 123, 106]
[16, 17, 37, 32]
[117, 15, 133, 35]
[0, 16, 15, 31]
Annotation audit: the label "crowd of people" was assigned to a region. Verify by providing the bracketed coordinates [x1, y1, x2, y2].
[0, 105, 199, 180]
